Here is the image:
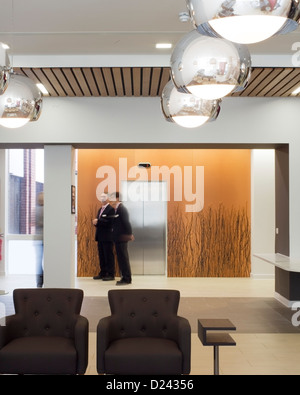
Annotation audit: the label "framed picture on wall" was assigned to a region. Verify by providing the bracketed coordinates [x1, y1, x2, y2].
[71, 185, 76, 214]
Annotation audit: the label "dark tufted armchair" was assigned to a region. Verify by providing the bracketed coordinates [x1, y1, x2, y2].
[97, 289, 191, 375]
[0, 288, 89, 375]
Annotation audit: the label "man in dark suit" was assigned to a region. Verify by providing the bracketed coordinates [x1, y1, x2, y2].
[110, 192, 134, 285]
[93, 193, 115, 281]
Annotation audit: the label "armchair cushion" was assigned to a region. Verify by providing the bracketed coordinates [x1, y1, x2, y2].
[0, 336, 76, 375]
[104, 337, 182, 375]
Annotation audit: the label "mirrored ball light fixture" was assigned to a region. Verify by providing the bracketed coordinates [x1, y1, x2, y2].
[0, 73, 43, 129]
[186, 0, 300, 44]
[170, 30, 252, 100]
[161, 79, 221, 128]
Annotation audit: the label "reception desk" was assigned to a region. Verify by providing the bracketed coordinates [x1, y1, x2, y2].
[255, 253, 300, 307]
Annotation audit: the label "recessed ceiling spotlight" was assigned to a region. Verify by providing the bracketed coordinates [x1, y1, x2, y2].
[1, 43, 10, 50]
[179, 12, 190, 23]
[292, 86, 300, 96]
[156, 43, 172, 49]
[36, 83, 49, 96]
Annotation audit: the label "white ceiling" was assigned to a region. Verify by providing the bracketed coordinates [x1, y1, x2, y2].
[0, 0, 299, 67]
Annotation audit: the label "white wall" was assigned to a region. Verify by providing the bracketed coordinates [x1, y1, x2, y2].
[0, 95, 299, 280]
[251, 150, 275, 278]
[0, 150, 5, 274]
[0, 96, 296, 146]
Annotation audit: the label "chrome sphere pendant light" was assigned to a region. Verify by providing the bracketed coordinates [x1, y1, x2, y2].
[170, 30, 251, 100]
[186, 0, 300, 44]
[161, 79, 221, 128]
[0, 1, 43, 129]
[0, 73, 43, 129]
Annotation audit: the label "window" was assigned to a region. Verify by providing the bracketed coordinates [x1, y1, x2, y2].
[8, 149, 44, 235]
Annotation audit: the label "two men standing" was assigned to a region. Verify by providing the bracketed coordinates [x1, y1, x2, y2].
[93, 192, 133, 285]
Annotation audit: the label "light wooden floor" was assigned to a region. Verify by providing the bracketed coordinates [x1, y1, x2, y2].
[75, 275, 276, 298]
[0, 274, 276, 298]
[2, 275, 300, 375]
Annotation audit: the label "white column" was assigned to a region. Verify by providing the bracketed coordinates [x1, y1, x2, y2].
[44, 145, 76, 288]
[251, 149, 276, 278]
[289, 143, 300, 259]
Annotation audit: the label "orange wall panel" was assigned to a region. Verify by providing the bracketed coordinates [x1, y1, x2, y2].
[77, 149, 251, 277]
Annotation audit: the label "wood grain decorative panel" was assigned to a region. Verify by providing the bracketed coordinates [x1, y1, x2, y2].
[13, 67, 300, 98]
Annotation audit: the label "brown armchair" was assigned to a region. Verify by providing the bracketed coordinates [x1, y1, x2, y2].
[0, 288, 89, 375]
[97, 289, 191, 375]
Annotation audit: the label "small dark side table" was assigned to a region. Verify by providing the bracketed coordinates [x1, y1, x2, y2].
[198, 319, 236, 375]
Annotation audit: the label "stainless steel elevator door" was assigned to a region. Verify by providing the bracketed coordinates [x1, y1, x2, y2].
[121, 181, 167, 275]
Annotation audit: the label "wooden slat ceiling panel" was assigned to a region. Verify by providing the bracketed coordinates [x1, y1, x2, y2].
[14, 67, 300, 98]
[93, 68, 108, 97]
[82, 68, 99, 97]
[142, 68, 151, 96]
[61, 68, 83, 97]
[52, 68, 75, 97]
[132, 68, 141, 97]
[150, 68, 162, 97]
[29, 68, 59, 97]
[102, 68, 116, 97]
[112, 67, 124, 97]
[123, 67, 132, 97]
[259, 68, 295, 96]
[43, 68, 67, 97]
[265, 69, 300, 97]
[72, 68, 91, 97]
[247, 68, 284, 97]
[280, 73, 300, 97]
[240, 68, 273, 97]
